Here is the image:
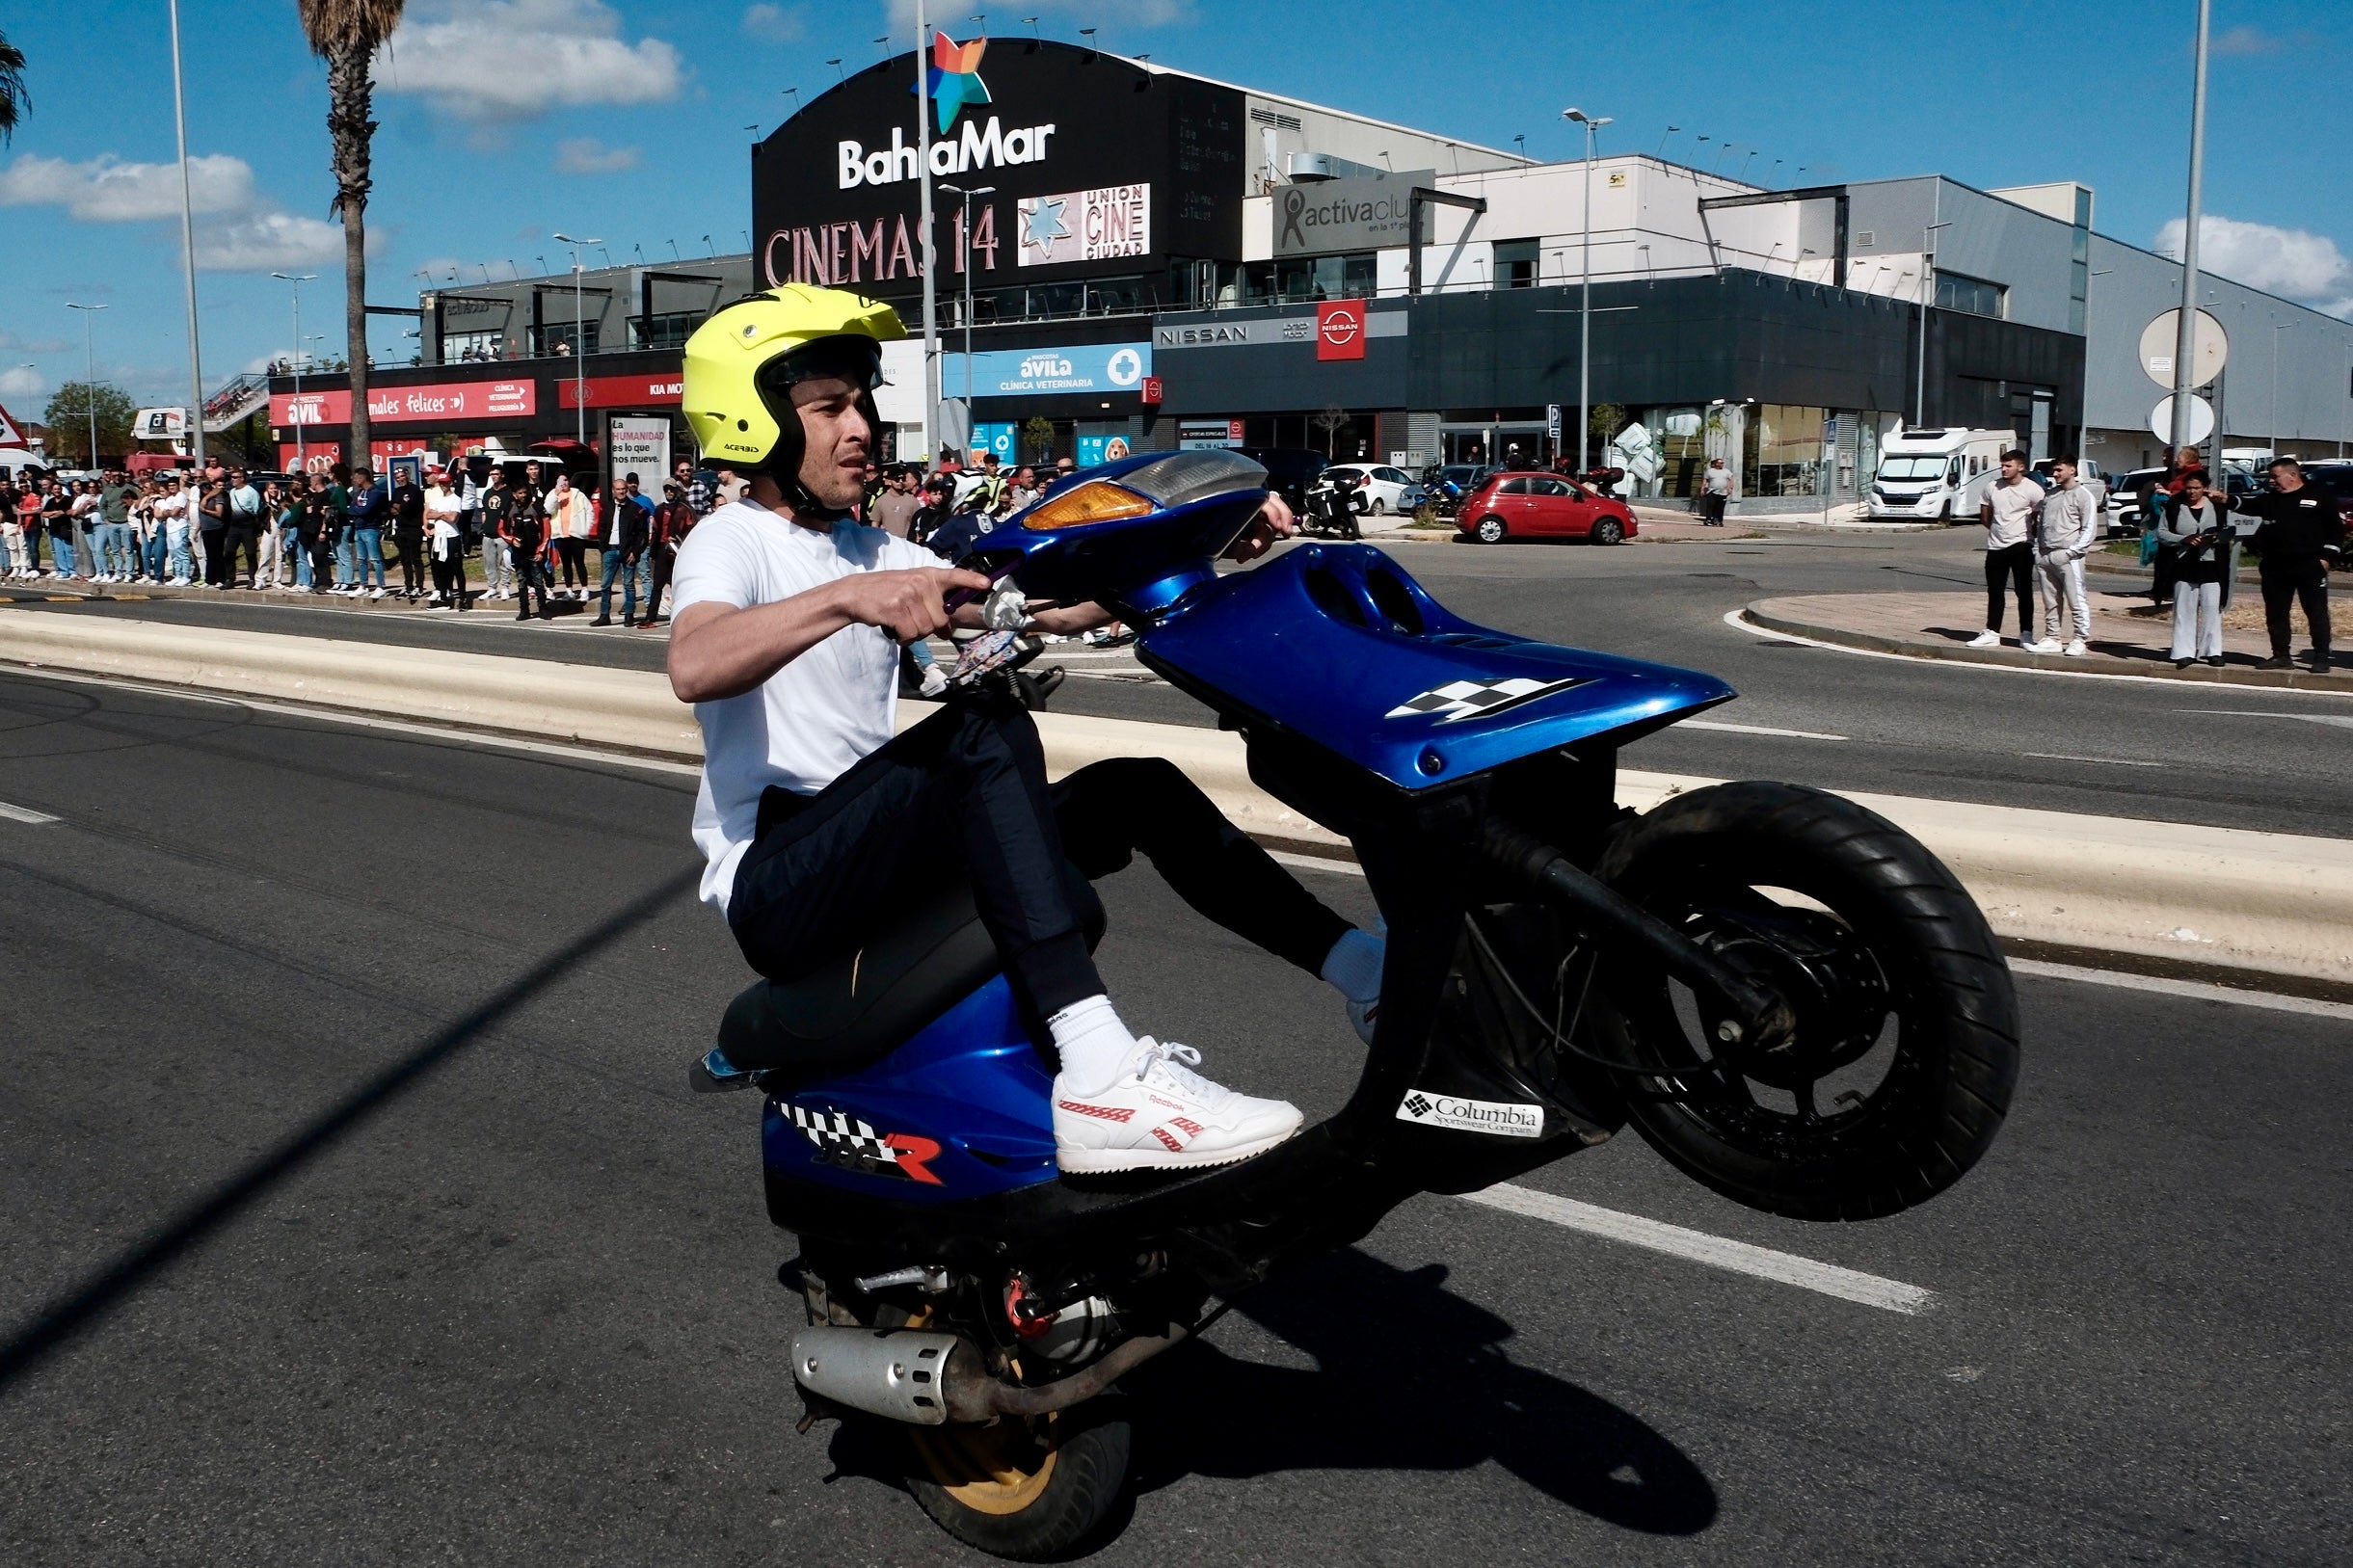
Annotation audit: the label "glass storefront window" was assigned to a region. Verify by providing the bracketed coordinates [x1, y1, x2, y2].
[1750, 404, 1826, 497]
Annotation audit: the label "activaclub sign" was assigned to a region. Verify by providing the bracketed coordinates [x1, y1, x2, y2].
[1272, 170, 1434, 256]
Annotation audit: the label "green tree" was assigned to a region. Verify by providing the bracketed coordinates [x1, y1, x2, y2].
[42, 381, 137, 466]
[295, 0, 408, 476]
[1589, 402, 1626, 442]
[0, 26, 27, 144]
[1021, 415, 1056, 464]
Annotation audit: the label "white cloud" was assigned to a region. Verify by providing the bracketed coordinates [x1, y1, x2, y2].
[0, 365, 47, 399]
[0, 329, 71, 354]
[742, 4, 804, 43]
[193, 211, 370, 272]
[556, 137, 642, 174]
[0, 152, 255, 222]
[378, 0, 684, 122]
[2154, 215, 2353, 312]
[2211, 25, 2284, 56]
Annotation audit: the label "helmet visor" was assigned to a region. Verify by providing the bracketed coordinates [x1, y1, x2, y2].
[757, 333, 888, 397]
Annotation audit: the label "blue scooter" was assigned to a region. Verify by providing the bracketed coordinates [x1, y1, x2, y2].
[697, 449, 2019, 1559]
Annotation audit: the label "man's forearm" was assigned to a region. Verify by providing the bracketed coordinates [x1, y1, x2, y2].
[668, 584, 856, 702]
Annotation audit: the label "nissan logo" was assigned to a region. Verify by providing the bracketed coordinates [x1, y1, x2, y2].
[1320, 308, 1361, 349]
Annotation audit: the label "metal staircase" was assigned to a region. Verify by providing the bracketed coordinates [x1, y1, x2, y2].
[201, 371, 270, 433]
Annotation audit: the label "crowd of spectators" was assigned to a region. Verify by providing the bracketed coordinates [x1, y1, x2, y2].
[0, 443, 1086, 636]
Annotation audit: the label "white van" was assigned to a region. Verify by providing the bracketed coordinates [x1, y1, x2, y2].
[1868, 428, 2018, 521]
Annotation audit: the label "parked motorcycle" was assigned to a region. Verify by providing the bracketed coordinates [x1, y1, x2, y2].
[1299, 468, 1370, 539]
[697, 449, 2020, 1559]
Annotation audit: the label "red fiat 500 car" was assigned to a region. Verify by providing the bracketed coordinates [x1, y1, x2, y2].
[1456, 472, 1637, 545]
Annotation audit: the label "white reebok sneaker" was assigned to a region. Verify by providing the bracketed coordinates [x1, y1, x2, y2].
[1053, 1038, 1302, 1174]
[1965, 630, 2001, 648]
[2063, 638, 2088, 657]
[2023, 637, 2063, 654]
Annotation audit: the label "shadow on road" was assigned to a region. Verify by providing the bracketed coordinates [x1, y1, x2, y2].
[0, 866, 703, 1394]
[1126, 1248, 1719, 1534]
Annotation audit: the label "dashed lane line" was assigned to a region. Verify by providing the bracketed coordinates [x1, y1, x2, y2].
[1461, 1183, 1938, 1315]
[0, 800, 62, 824]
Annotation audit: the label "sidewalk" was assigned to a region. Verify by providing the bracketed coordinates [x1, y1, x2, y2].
[1743, 590, 2349, 690]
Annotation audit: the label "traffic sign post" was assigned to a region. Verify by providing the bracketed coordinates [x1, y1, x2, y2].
[2140, 308, 2228, 389]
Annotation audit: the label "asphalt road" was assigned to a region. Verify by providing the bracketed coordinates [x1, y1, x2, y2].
[12, 525, 2352, 838]
[2, 671, 2346, 1566]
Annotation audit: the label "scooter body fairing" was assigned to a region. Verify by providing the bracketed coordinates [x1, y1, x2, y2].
[761, 974, 1058, 1203]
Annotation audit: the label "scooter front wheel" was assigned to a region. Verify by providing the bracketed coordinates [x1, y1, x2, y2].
[1589, 781, 2020, 1220]
[905, 1399, 1132, 1561]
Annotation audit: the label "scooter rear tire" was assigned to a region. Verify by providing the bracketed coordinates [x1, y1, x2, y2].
[1590, 781, 2020, 1220]
[905, 1398, 1133, 1561]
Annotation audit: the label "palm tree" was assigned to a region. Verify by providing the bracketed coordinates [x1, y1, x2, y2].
[0, 27, 29, 144]
[295, 1, 405, 469]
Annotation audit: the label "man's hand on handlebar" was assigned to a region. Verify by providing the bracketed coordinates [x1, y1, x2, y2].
[1226, 493, 1296, 565]
[836, 566, 994, 641]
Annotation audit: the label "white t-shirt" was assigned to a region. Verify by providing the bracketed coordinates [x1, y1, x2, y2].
[672, 497, 939, 914]
[1983, 475, 2046, 548]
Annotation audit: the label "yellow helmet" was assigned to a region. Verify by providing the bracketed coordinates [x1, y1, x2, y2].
[682, 283, 906, 485]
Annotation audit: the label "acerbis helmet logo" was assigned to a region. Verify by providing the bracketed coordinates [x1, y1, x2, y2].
[923, 32, 991, 133]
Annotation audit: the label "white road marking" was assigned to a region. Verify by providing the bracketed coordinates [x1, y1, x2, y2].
[2021, 752, 2166, 767]
[2009, 957, 2353, 1023]
[2184, 708, 2353, 731]
[1679, 719, 1848, 741]
[1723, 608, 2353, 699]
[1269, 849, 1364, 878]
[1461, 1183, 1936, 1315]
[0, 800, 61, 824]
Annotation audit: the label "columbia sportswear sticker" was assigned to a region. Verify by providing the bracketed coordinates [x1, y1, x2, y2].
[1395, 1089, 1544, 1139]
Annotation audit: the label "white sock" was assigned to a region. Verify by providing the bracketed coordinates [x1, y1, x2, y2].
[1048, 995, 1139, 1095]
[1320, 927, 1384, 1006]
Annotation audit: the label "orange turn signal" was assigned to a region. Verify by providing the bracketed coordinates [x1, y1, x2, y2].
[1021, 480, 1154, 531]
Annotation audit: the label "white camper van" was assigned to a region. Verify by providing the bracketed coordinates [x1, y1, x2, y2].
[1868, 428, 2018, 520]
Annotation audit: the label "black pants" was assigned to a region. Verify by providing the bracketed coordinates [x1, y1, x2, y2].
[431, 548, 468, 606]
[219, 521, 259, 586]
[554, 537, 587, 589]
[728, 697, 1351, 1021]
[2260, 560, 2331, 660]
[395, 533, 426, 595]
[303, 536, 335, 589]
[1985, 541, 2033, 632]
[201, 527, 229, 586]
[513, 549, 549, 613]
[646, 546, 676, 623]
[1701, 492, 1727, 525]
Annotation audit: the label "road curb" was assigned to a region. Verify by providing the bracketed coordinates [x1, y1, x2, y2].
[1740, 598, 2353, 691]
[6, 612, 2351, 988]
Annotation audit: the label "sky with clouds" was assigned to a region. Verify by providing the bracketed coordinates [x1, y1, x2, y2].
[1, 0, 2347, 413]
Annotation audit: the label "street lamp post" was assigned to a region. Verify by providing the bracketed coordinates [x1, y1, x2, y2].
[551, 232, 602, 451]
[1914, 218, 1951, 427]
[272, 272, 317, 471]
[2169, 0, 2213, 456]
[65, 302, 107, 468]
[1563, 107, 1613, 472]
[941, 182, 996, 428]
[167, 0, 204, 470]
[916, 0, 942, 465]
[2272, 319, 2289, 458]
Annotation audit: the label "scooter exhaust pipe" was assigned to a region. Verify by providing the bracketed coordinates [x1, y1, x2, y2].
[791, 1324, 1191, 1426]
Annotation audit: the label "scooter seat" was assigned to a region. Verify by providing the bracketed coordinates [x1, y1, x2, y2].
[715, 866, 1105, 1083]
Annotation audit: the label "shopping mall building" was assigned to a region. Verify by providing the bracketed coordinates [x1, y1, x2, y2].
[270, 37, 2353, 505]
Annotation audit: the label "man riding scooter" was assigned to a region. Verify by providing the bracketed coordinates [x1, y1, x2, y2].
[668, 283, 1386, 1173]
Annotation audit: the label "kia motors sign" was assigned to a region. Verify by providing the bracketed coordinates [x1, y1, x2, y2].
[271, 379, 537, 427]
[558, 372, 685, 410]
[1316, 301, 1367, 361]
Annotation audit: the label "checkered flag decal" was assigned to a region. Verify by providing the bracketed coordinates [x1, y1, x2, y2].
[1384, 676, 1590, 724]
[787, 1103, 909, 1180]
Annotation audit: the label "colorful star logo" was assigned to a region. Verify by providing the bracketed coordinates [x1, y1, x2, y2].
[922, 32, 991, 134]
